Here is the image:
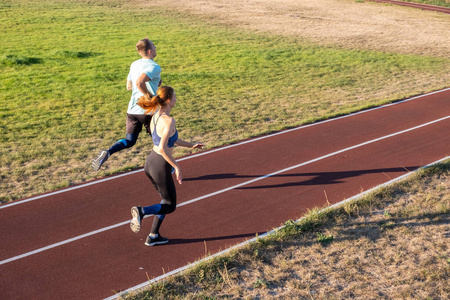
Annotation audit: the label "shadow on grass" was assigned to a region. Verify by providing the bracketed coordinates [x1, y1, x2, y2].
[1, 55, 43, 65]
[332, 211, 450, 243]
[284, 210, 450, 249]
[53, 50, 101, 58]
[1, 51, 101, 66]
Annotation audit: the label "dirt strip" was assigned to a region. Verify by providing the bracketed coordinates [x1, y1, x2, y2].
[143, 0, 450, 57]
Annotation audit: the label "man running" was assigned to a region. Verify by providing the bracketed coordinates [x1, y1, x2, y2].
[92, 38, 161, 171]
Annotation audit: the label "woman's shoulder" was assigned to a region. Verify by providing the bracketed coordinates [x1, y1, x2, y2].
[159, 114, 175, 127]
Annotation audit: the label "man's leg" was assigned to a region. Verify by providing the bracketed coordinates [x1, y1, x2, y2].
[91, 133, 139, 171]
[91, 114, 145, 171]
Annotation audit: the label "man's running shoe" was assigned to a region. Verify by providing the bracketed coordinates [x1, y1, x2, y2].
[145, 235, 169, 246]
[130, 206, 144, 233]
[91, 150, 110, 171]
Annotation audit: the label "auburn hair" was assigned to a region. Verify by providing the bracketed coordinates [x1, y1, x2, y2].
[137, 86, 174, 114]
[136, 38, 153, 54]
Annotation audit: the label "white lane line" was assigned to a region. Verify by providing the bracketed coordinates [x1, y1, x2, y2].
[178, 115, 450, 207]
[1, 115, 448, 266]
[104, 155, 450, 300]
[1, 88, 449, 210]
[0, 221, 128, 266]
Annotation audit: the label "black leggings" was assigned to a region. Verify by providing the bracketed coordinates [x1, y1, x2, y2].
[108, 114, 152, 155]
[143, 150, 177, 234]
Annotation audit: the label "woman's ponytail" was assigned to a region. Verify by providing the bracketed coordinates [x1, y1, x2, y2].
[137, 94, 158, 114]
[137, 86, 174, 114]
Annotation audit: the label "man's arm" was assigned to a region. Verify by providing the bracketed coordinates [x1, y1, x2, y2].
[135, 73, 151, 95]
[126, 80, 133, 91]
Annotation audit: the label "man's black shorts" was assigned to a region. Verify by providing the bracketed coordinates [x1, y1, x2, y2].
[126, 114, 152, 135]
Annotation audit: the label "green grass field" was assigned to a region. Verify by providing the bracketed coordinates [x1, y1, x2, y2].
[1, 0, 449, 203]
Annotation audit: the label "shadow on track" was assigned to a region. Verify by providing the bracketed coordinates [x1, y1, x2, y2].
[168, 232, 267, 245]
[184, 166, 420, 190]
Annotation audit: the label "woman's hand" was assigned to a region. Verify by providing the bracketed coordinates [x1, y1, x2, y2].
[192, 143, 204, 149]
[175, 167, 183, 185]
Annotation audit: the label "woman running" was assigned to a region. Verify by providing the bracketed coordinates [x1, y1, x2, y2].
[130, 86, 204, 246]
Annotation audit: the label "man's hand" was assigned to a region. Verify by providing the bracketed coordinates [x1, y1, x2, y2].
[136, 73, 151, 95]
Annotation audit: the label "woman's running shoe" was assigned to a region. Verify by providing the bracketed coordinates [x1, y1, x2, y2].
[145, 235, 169, 246]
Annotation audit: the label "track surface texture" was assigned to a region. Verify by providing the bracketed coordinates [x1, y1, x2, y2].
[1, 88, 449, 299]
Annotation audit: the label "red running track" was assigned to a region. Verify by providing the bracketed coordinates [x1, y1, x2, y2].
[1, 88, 449, 299]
